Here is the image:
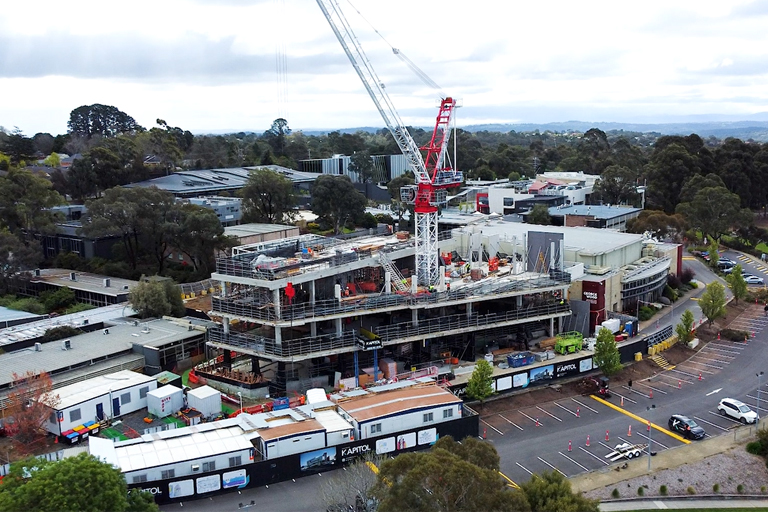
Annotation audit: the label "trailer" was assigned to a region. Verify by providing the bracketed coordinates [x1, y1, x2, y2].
[604, 442, 650, 461]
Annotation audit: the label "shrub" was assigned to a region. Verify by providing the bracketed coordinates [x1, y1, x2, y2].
[667, 273, 682, 289]
[713, 483, 720, 493]
[737, 484, 744, 493]
[761, 485, 766, 493]
[637, 487, 644, 496]
[659, 485, 668, 496]
[638, 306, 656, 321]
[611, 488, 620, 499]
[687, 486, 696, 495]
[680, 267, 695, 284]
[721, 328, 751, 342]
[746, 441, 765, 456]
[690, 281, 698, 288]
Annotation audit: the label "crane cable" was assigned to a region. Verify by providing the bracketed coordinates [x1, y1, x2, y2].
[342, 0, 445, 98]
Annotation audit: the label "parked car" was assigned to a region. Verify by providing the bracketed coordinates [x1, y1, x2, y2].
[718, 398, 759, 424]
[668, 414, 706, 439]
[718, 260, 735, 270]
[744, 275, 765, 285]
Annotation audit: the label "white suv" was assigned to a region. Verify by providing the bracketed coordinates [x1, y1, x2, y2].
[718, 398, 759, 424]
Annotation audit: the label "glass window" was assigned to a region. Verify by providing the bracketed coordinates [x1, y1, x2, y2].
[423, 412, 433, 423]
[229, 456, 242, 467]
[132, 475, 147, 483]
[443, 409, 453, 419]
[503, 198, 514, 207]
[370, 423, 382, 434]
[139, 387, 149, 399]
[121, 392, 131, 404]
[161, 469, 175, 479]
[203, 461, 216, 472]
[69, 409, 81, 422]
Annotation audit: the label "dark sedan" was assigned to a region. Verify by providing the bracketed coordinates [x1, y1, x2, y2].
[668, 414, 706, 440]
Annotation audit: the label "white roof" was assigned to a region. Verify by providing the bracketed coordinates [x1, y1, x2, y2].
[187, 385, 220, 399]
[48, 370, 156, 410]
[147, 384, 183, 398]
[115, 426, 252, 472]
[313, 409, 353, 433]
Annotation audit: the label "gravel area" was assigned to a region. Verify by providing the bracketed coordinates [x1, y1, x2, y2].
[583, 445, 768, 500]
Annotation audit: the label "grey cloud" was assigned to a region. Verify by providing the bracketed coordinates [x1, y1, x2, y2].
[0, 31, 347, 83]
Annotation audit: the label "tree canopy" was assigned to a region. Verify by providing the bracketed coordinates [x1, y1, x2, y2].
[676, 186, 752, 243]
[699, 281, 727, 327]
[67, 104, 144, 138]
[0, 452, 158, 512]
[240, 167, 298, 224]
[310, 175, 367, 234]
[725, 264, 748, 303]
[527, 204, 551, 226]
[466, 359, 494, 406]
[129, 278, 185, 319]
[593, 327, 622, 376]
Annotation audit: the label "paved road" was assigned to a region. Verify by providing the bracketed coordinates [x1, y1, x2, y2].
[600, 498, 768, 510]
[163, 253, 768, 511]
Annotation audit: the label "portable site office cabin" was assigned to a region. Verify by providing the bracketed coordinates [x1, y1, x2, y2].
[147, 385, 185, 419]
[186, 385, 221, 418]
[43, 370, 157, 437]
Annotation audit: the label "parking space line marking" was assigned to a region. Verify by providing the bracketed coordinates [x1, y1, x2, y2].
[518, 410, 541, 426]
[743, 395, 768, 414]
[554, 402, 579, 417]
[674, 366, 714, 375]
[618, 387, 643, 400]
[705, 343, 743, 350]
[638, 383, 668, 395]
[536, 406, 562, 422]
[655, 373, 693, 385]
[481, 419, 504, 436]
[559, 451, 589, 472]
[571, 398, 599, 413]
[618, 434, 668, 450]
[498, 471, 520, 489]
[690, 354, 730, 364]
[515, 462, 533, 475]
[589, 395, 691, 444]
[693, 416, 730, 431]
[700, 346, 741, 355]
[498, 414, 524, 431]
[537, 457, 566, 477]
[683, 360, 724, 370]
[707, 411, 741, 424]
[649, 379, 680, 390]
[579, 446, 609, 465]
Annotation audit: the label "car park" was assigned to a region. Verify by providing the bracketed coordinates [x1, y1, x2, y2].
[718, 398, 759, 424]
[668, 414, 706, 439]
[744, 275, 764, 285]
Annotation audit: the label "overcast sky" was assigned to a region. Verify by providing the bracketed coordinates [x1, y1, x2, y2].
[2, 0, 768, 136]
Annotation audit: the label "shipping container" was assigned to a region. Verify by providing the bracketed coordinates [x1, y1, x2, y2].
[147, 385, 185, 418]
[186, 385, 222, 418]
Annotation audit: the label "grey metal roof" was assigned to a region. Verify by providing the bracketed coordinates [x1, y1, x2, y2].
[30, 269, 138, 297]
[0, 307, 42, 323]
[547, 204, 642, 220]
[0, 319, 200, 388]
[224, 223, 299, 237]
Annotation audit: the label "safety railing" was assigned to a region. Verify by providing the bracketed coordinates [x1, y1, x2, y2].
[372, 302, 571, 342]
[211, 275, 570, 323]
[207, 327, 359, 359]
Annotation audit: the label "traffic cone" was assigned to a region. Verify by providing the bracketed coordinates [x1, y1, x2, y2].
[576, 407, 580, 418]
[586, 435, 590, 447]
[753, 331, 756, 338]
[628, 425, 632, 437]
[620, 396, 624, 406]
[647, 421, 651, 432]
[717, 332, 721, 340]
[605, 430, 609, 441]
[678, 380, 682, 389]
[699, 372, 702, 381]
[649, 389, 653, 399]
[568, 440, 572, 452]
[535, 417, 540, 427]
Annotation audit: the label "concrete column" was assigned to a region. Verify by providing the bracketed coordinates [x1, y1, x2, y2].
[439, 266, 446, 292]
[223, 317, 230, 334]
[550, 317, 555, 337]
[309, 281, 316, 305]
[466, 301, 472, 319]
[223, 349, 232, 368]
[411, 276, 418, 294]
[273, 289, 281, 320]
[310, 322, 317, 337]
[385, 271, 391, 294]
[275, 326, 282, 345]
[336, 318, 342, 336]
[272, 362, 287, 396]
[335, 284, 342, 302]
[251, 355, 261, 376]
[221, 282, 227, 297]
[516, 295, 523, 307]
[412, 308, 419, 327]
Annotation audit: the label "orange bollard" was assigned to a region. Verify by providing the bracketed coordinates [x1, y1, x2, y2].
[483, 427, 487, 439]
[649, 389, 653, 399]
[586, 435, 590, 447]
[678, 380, 682, 389]
[620, 396, 624, 406]
[605, 430, 609, 441]
[568, 440, 572, 452]
[628, 425, 632, 437]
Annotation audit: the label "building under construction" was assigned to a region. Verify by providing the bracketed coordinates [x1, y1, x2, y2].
[205, 224, 574, 397]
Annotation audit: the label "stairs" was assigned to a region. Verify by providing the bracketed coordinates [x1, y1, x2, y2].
[378, 252, 409, 293]
[649, 354, 674, 370]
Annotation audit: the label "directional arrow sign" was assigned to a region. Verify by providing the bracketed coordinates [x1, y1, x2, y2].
[706, 388, 723, 396]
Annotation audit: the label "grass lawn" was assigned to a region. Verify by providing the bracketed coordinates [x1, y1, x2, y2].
[620, 509, 768, 512]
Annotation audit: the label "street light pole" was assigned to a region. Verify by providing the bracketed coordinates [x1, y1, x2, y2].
[237, 392, 243, 415]
[758, 372, 764, 421]
[646, 405, 655, 471]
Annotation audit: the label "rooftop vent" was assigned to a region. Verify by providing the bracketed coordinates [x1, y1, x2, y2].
[69, 272, 77, 281]
[103, 278, 111, 288]
[61, 339, 71, 351]
[34, 342, 42, 352]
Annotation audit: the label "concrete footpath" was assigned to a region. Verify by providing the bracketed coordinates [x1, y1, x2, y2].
[600, 498, 768, 510]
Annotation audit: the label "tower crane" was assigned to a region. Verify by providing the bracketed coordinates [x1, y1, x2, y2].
[316, 0, 463, 288]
